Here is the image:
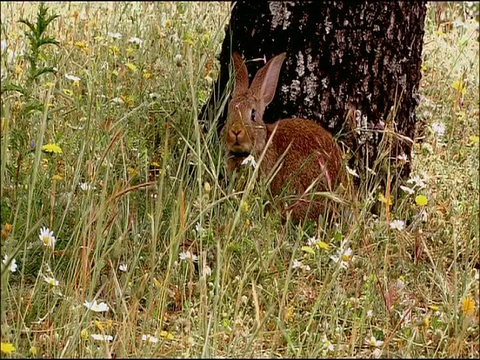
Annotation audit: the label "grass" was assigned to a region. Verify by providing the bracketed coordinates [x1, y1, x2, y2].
[1, 1, 478, 358]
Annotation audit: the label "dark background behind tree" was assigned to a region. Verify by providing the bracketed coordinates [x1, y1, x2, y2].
[201, 1, 428, 183]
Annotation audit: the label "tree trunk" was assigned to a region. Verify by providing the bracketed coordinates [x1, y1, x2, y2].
[201, 1, 427, 182]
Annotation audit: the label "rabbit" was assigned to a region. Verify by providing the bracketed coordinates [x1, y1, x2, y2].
[221, 52, 345, 222]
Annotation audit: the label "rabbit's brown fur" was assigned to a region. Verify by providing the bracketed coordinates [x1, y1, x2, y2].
[221, 52, 345, 222]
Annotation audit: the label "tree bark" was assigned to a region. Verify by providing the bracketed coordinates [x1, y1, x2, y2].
[201, 1, 427, 182]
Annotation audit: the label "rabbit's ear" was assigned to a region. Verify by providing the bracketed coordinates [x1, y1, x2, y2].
[232, 52, 249, 97]
[250, 52, 286, 106]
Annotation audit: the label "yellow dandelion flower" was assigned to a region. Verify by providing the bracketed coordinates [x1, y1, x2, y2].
[469, 135, 479, 144]
[80, 329, 89, 340]
[126, 63, 137, 72]
[120, 95, 134, 107]
[29, 346, 38, 356]
[1, 342, 15, 354]
[109, 45, 120, 55]
[74, 41, 87, 49]
[240, 200, 249, 213]
[461, 296, 476, 317]
[159, 330, 174, 340]
[42, 143, 63, 154]
[2, 223, 12, 239]
[165, 19, 172, 28]
[415, 195, 428, 206]
[143, 71, 152, 80]
[451, 80, 466, 95]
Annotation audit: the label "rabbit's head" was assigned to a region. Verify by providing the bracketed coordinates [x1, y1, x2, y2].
[222, 52, 286, 162]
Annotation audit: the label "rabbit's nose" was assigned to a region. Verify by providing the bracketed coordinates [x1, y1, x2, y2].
[229, 128, 245, 142]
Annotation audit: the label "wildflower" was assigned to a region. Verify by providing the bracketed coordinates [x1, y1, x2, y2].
[63, 89, 73, 96]
[125, 62, 137, 72]
[179, 251, 198, 262]
[159, 331, 174, 340]
[372, 348, 382, 358]
[307, 236, 330, 250]
[110, 97, 124, 104]
[42, 143, 63, 154]
[241, 154, 257, 169]
[128, 37, 143, 46]
[52, 174, 63, 181]
[2, 223, 12, 239]
[431, 122, 445, 137]
[80, 182, 95, 191]
[91, 334, 113, 341]
[407, 174, 426, 189]
[291, 259, 310, 271]
[346, 166, 359, 177]
[109, 45, 120, 55]
[400, 185, 415, 195]
[330, 247, 353, 269]
[43, 276, 59, 287]
[174, 54, 183, 67]
[84, 300, 109, 313]
[119, 263, 127, 272]
[365, 335, 383, 348]
[107, 32, 122, 40]
[143, 71, 152, 80]
[396, 276, 405, 291]
[80, 329, 89, 340]
[65, 74, 81, 81]
[202, 266, 212, 277]
[397, 153, 409, 162]
[1, 342, 15, 354]
[321, 334, 334, 352]
[461, 296, 476, 317]
[141, 334, 159, 344]
[39, 226, 56, 249]
[389, 219, 405, 231]
[74, 41, 87, 49]
[415, 194, 428, 206]
[2, 254, 17, 273]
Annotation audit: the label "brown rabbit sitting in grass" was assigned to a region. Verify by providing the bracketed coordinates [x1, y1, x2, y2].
[221, 52, 345, 222]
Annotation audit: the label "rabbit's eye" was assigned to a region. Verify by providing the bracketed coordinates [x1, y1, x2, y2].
[250, 109, 257, 122]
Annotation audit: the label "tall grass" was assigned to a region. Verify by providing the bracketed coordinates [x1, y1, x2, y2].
[1, 2, 478, 358]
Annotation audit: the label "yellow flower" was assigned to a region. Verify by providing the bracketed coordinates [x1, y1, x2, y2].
[126, 47, 135, 55]
[240, 200, 249, 213]
[109, 45, 120, 55]
[74, 41, 87, 49]
[126, 63, 137, 72]
[165, 19, 172, 28]
[15, 65, 23, 75]
[120, 95, 134, 107]
[461, 296, 476, 317]
[63, 89, 73, 96]
[42, 143, 63, 154]
[80, 329, 89, 340]
[52, 174, 63, 181]
[469, 135, 479, 144]
[1, 342, 15, 354]
[143, 71, 152, 80]
[159, 330, 174, 340]
[451, 80, 466, 95]
[415, 195, 428, 206]
[30, 346, 38, 356]
[2, 223, 12, 239]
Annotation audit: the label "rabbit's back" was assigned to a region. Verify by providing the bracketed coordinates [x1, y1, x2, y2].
[261, 118, 343, 200]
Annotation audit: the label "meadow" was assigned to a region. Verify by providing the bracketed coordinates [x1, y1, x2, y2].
[0, 2, 478, 358]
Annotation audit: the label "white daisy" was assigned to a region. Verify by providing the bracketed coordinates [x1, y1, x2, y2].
[389, 219, 405, 231]
[91, 334, 113, 341]
[241, 154, 257, 169]
[128, 37, 143, 46]
[330, 247, 353, 269]
[2, 254, 17, 273]
[39, 227, 56, 249]
[65, 74, 81, 81]
[84, 300, 109, 313]
[43, 276, 59, 287]
[141, 334, 159, 344]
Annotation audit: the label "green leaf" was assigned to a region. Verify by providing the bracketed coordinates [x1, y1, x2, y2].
[0, 82, 27, 95]
[301, 246, 315, 255]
